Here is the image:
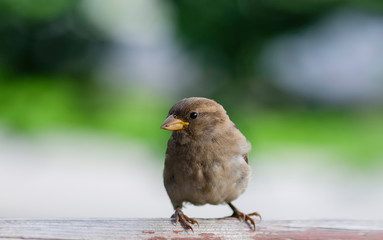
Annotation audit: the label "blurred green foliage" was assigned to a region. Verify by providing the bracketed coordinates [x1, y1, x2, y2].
[236, 109, 383, 168]
[0, 75, 81, 131]
[1, 0, 75, 20]
[1, 74, 382, 168]
[0, 0, 382, 170]
[168, 0, 383, 105]
[0, 0, 108, 76]
[0, 74, 171, 148]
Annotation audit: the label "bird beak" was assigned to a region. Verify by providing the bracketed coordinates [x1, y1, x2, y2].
[161, 115, 189, 131]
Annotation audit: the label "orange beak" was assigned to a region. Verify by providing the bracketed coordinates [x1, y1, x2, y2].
[161, 115, 189, 131]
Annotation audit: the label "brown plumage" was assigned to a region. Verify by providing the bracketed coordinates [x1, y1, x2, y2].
[161, 97, 261, 231]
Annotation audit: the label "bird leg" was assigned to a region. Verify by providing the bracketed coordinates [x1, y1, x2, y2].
[227, 202, 261, 230]
[171, 207, 199, 231]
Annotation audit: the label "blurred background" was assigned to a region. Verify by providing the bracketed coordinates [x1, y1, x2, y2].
[0, 0, 382, 220]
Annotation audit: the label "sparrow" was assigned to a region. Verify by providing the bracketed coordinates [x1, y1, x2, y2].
[161, 97, 261, 231]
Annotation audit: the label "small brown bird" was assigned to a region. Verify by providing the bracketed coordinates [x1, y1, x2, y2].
[161, 97, 260, 231]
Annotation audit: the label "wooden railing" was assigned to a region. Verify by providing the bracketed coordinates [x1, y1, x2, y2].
[0, 218, 382, 239]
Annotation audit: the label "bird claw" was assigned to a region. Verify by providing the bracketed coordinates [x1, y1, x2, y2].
[249, 211, 262, 221]
[231, 211, 257, 230]
[171, 208, 199, 232]
[228, 202, 261, 231]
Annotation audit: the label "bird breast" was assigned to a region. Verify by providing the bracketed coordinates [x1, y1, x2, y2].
[164, 138, 251, 206]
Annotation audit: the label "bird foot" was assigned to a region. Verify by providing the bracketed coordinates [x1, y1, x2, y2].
[171, 208, 199, 232]
[228, 202, 261, 231]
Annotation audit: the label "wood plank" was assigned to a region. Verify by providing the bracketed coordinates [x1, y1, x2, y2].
[0, 218, 382, 240]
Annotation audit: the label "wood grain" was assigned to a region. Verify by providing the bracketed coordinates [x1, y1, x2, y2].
[0, 218, 382, 240]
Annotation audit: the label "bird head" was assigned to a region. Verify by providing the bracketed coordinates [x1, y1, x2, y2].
[161, 97, 229, 137]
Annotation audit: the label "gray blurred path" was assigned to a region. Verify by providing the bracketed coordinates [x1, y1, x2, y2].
[0, 129, 382, 219]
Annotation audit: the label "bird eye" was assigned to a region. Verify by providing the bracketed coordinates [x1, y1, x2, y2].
[190, 112, 198, 119]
